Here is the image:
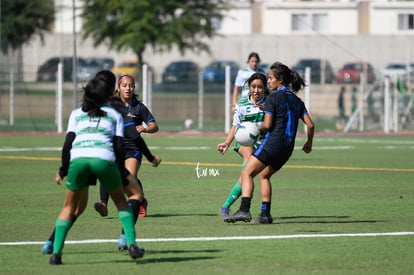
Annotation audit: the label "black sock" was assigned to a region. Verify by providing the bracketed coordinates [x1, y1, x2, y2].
[99, 184, 109, 204]
[128, 199, 141, 223]
[48, 214, 77, 242]
[240, 197, 251, 213]
[137, 178, 144, 193]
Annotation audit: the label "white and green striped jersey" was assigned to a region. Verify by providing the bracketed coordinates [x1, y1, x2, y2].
[233, 94, 266, 127]
[234, 67, 266, 99]
[67, 105, 124, 162]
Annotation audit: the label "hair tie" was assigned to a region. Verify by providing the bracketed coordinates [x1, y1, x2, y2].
[118, 74, 134, 86]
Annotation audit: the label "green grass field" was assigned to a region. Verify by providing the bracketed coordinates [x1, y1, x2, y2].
[0, 134, 413, 274]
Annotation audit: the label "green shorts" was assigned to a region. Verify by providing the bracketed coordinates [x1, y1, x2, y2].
[66, 157, 122, 191]
[233, 139, 262, 153]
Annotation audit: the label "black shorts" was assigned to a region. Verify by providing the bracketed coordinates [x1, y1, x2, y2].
[254, 148, 290, 172]
[125, 149, 143, 163]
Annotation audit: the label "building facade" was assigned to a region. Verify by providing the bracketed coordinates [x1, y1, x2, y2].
[2, 0, 414, 81]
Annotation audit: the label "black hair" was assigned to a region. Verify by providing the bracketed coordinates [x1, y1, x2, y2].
[81, 72, 114, 117]
[247, 72, 269, 95]
[95, 70, 116, 92]
[269, 62, 306, 93]
[247, 52, 261, 63]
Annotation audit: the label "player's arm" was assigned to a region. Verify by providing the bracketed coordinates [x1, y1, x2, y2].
[231, 85, 240, 113]
[124, 124, 155, 162]
[259, 112, 273, 135]
[57, 131, 75, 180]
[113, 135, 128, 184]
[217, 125, 236, 155]
[137, 120, 158, 134]
[135, 105, 159, 134]
[302, 113, 314, 153]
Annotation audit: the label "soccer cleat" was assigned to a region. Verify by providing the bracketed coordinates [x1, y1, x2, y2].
[225, 210, 252, 223]
[117, 234, 128, 251]
[219, 207, 230, 219]
[49, 253, 63, 265]
[94, 202, 108, 217]
[253, 214, 273, 224]
[41, 240, 54, 255]
[128, 244, 145, 259]
[138, 199, 148, 218]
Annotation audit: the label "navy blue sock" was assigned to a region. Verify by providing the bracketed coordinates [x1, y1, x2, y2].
[261, 202, 271, 215]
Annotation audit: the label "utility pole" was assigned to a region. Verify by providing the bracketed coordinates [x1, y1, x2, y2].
[72, 0, 78, 108]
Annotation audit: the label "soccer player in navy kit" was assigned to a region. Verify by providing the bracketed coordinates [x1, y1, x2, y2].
[225, 61, 315, 223]
[217, 72, 269, 221]
[94, 74, 159, 249]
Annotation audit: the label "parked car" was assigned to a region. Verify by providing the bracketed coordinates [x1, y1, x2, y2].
[162, 61, 199, 84]
[292, 58, 335, 84]
[112, 60, 140, 79]
[381, 61, 414, 81]
[77, 57, 114, 81]
[37, 57, 86, 82]
[336, 62, 376, 84]
[258, 62, 272, 73]
[111, 59, 153, 81]
[202, 60, 239, 84]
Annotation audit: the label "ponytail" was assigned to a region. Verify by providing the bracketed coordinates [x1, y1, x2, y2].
[291, 70, 306, 92]
[270, 62, 306, 93]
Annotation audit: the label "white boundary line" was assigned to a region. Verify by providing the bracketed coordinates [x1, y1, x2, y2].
[2, 232, 414, 246]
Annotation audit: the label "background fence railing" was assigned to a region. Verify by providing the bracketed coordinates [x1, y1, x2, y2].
[1, 70, 413, 134]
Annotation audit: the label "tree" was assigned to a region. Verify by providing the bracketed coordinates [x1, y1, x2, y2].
[80, 0, 227, 81]
[1, 0, 55, 54]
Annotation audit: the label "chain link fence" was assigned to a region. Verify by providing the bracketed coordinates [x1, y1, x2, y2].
[1, 70, 414, 133]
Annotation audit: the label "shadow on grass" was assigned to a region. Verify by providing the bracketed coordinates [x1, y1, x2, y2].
[66, 256, 217, 265]
[226, 215, 381, 226]
[66, 249, 220, 265]
[147, 213, 217, 218]
[96, 213, 218, 219]
[135, 255, 217, 264]
[276, 215, 380, 224]
[146, 249, 221, 254]
[65, 248, 222, 256]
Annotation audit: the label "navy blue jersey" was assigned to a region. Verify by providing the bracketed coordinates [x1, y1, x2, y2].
[116, 97, 156, 154]
[258, 86, 309, 156]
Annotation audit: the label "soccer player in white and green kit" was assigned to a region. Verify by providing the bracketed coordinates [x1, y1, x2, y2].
[231, 52, 266, 113]
[217, 72, 269, 221]
[48, 73, 144, 265]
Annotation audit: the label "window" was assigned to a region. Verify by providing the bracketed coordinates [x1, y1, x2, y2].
[211, 17, 222, 31]
[292, 14, 308, 31]
[292, 13, 328, 32]
[312, 14, 328, 32]
[398, 14, 414, 31]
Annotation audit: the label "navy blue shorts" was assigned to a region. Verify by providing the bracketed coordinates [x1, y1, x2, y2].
[125, 149, 143, 163]
[254, 148, 291, 172]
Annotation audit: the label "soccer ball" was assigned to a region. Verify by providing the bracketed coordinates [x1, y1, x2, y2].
[234, 122, 260, 146]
